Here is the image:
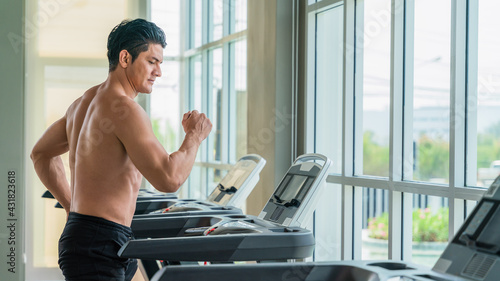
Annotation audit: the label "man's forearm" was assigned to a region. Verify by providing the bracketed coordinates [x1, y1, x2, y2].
[32, 155, 71, 213]
[167, 132, 203, 187]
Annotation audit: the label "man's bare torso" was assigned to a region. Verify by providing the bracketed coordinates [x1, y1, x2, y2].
[66, 84, 142, 226]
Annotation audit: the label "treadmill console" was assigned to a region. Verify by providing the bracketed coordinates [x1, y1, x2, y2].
[206, 155, 266, 207]
[134, 155, 265, 216]
[258, 155, 330, 227]
[433, 176, 500, 281]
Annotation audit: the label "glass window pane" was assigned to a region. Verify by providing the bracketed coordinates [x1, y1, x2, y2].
[314, 183, 342, 261]
[475, 1, 500, 187]
[412, 0, 451, 183]
[186, 165, 205, 199]
[312, 5, 343, 262]
[234, 39, 248, 159]
[193, 0, 203, 48]
[234, 0, 247, 33]
[362, 187, 389, 260]
[150, 61, 181, 153]
[192, 55, 203, 111]
[212, 0, 224, 41]
[411, 194, 449, 267]
[211, 48, 223, 161]
[362, 0, 391, 177]
[315, 7, 343, 173]
[151, 0, 180, 57]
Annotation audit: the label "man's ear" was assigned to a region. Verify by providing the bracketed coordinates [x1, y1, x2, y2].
[119, 50, 130, 69]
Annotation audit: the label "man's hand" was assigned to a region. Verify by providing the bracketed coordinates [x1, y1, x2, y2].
[182, 110, 212, 143]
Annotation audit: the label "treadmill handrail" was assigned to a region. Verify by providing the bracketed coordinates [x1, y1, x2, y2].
[239, 154, 266, 165]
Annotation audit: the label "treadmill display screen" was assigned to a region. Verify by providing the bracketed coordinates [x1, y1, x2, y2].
[476, 206, 500, 250]
[220, 160, 257, 190]
[277, 175, 308, 202]
[220, 168, 247, 190]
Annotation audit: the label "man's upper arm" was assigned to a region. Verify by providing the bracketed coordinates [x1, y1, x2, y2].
[112, 101, 174, 188]
[32, 117, 69, 159]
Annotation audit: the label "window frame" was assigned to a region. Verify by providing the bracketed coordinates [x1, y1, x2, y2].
[181, 0, 248, 198]
[305, 0, 487, 262]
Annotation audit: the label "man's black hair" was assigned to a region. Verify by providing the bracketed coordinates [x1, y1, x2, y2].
[107, 18, 167, 72]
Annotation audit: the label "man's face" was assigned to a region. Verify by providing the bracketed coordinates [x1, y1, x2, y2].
[126, 43, 163, 94]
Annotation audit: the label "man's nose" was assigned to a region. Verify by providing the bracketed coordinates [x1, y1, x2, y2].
[154, 65, 162, 77]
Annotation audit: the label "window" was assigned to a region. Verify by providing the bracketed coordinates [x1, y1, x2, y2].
[411, 0, 451, 183]
[177, 0, 248, 199]
[473, 0, 500, 188]
[305, 0, 487, 266]
[150, 0, 182, 156]
[362, 0, 391, 178]
[308, 3, 344, 261]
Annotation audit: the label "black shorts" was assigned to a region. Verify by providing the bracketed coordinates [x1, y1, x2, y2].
[58, 212, 138, 281]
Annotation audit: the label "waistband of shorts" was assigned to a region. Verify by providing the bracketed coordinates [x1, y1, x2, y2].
[67, 212, 133, 236]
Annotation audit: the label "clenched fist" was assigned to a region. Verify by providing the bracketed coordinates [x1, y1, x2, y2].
[182, 110, 212, 143]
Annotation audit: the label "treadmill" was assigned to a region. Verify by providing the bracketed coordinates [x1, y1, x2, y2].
[134, 154, 266, 216]
[41, 188, 177, 210]
[42, 153, 265, 213]
[118, 154, 331, 277]
[152, 176, 500, 281]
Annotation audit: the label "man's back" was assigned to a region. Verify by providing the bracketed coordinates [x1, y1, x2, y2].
[66, 85, 142, 226]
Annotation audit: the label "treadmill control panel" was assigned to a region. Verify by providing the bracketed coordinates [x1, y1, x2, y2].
[206, 157, 263, 207]
[433, 176, 500, 281]
[258, 161, 324, 227]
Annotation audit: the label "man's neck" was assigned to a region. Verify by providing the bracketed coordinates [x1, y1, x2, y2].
[105, 69, 138, 99]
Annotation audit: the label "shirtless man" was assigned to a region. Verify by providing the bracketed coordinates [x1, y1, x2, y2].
[30, 19, 212, 281]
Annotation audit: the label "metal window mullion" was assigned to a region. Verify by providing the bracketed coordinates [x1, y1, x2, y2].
[342, 0, 359, 261]
[291, 0, 300, 159]
[354, 0, 363, 177]
[203, 0, 210, 45]
[184, 30, 247, 57]
[327, 175, 486, 200]
[205, 49, 213, 160]
[203, 49, 211, 197]
[228, 41, 237, 162]
[224, 0, 233, 35]
[307, 0, 343, 14]
[180, 0, 189, 118]
[352, 0, 364, 261]
[187, 0, 194, 50]
[185, 56, 194, 197]
[304, 10, 316, 153]
[401, 0, 415, 262]
[449, 0, 468, 238]
[466, 0, 478, 187]
[389, 0, 410, 261]
[222, 42, 232, 163]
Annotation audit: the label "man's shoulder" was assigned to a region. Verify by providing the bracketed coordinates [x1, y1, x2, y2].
[102, 92, 146, 122]
[65, 85, 99, 116]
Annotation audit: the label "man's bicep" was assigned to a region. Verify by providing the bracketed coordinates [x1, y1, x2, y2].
[115, 109, 168, 171]
[32, 117, 69, 158]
